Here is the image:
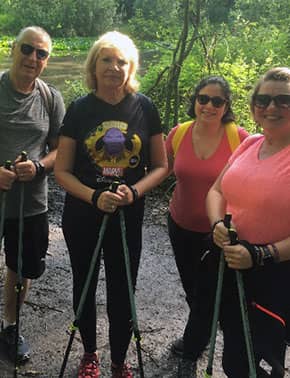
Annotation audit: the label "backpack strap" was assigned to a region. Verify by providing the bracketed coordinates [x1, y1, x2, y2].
[172, 120, 241, 158]
[172, 120, 193, 158]
[0, 73, 53, 118]
[225, 122, 240, 152]
[36, 78, 53, 117]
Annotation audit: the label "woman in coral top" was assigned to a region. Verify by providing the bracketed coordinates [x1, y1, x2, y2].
[165, 76, 248, 377]
[207, 67, 290, 377]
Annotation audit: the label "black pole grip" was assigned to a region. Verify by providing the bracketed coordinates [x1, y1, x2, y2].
[20, 151, 28, 162]
[224, 213, 238, 245]
[109, 181, 119, 194]
[4, 160, 12, 170]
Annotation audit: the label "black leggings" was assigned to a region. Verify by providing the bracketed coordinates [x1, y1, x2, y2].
[168, 213, 219, 361]
[220, 264, 290, 378]
[62, 197, 144, 365]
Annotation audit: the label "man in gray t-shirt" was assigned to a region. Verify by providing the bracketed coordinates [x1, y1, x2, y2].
[0, 26, 65, 364]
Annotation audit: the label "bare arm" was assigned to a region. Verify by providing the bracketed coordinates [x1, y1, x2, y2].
[206, 163, 229, 228]
[54, 136, 94, 204]
[206, 162, 290, 268]
[133, 133, 168, 195]
[40, 136, 59, 172]
[223, 236, 290, 270]
[115, 133, 168, 206]
[54, 136, 124, 213]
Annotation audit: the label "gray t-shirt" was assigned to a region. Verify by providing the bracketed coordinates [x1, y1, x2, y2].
[0, 71, 65, 218]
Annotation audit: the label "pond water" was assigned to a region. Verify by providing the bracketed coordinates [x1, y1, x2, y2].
[0, 55, 86, 92]
[0, 50, 153, 94]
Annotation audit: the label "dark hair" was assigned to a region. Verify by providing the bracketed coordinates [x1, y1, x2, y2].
[250, 67, 290, 112]
[187, 75, 235, 124]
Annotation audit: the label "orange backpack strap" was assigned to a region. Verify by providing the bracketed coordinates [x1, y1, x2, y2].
[225, 122, 240, 152]
[172, 120, 193, 158]
[172, 120, 240, 157]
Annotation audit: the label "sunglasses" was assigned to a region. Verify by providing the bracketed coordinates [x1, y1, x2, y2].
[20, 43, 49, 61]
[253, 94, 290, 109]
[196, 94, 227, 108]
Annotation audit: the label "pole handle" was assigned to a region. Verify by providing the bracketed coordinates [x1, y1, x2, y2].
[224, 213, 238, 245]
[20, 151, 28, 162]
[109, 181, 119, 193]
[4, 160, 12, 170]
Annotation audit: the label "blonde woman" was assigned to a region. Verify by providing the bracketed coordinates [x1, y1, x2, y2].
[54, 31, 167, 378]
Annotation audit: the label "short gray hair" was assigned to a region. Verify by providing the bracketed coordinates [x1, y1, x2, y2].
[16, 26, 52, 53]
[85, 31, 139, 93]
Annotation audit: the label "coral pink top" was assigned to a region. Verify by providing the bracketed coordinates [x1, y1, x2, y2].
[166, 122, 248, 232]
[222, 134, 290, 243]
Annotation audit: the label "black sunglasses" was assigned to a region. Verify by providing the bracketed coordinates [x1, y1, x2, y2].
[253, 94, 290, 109]
[20, 43, 49, 61]
[196, 94, 227, 108]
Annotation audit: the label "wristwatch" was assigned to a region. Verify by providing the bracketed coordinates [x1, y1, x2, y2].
[33, 160, 46, 178]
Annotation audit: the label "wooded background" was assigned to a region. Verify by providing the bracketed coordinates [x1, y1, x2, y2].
[0, 0, 289, 133]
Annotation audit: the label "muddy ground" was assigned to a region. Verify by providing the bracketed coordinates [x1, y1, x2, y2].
[0, 177, 289, 377]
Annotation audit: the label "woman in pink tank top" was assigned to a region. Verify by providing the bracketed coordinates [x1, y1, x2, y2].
[207, 67, 290, 377]
[165, 76, 248, 377]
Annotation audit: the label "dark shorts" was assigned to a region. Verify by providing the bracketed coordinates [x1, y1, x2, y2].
[3, 212, 49, 279]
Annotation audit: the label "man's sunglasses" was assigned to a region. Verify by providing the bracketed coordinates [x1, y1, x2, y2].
[196, 94, 227, 108]
[253, 94, 290, 109]
[20, 43, 49, 61]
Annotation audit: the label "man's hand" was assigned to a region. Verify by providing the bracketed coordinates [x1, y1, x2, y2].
[0, 165, 16, 190]
[14, 156, 37, 182]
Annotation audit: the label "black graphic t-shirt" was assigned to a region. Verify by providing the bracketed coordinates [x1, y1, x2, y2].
[60, 93, 162, 189]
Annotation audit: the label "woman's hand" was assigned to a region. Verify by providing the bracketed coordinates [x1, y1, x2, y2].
[116, 184, 135, 205]
[223, 244, 253, 269]
[212, 221, 231, 248]
[96, 189, 126, 213]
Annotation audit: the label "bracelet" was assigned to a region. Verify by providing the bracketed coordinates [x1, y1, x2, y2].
[32, 160, 45, 178]
[128, 185, 139, 202]
[211, 219, 224, 232]
[270, 243, 280, 263]
[239, 240, 275, 268]
[261, 244, 274, 266]
[91, 189, 105, 208]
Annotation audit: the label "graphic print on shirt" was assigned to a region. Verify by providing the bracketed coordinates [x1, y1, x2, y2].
[85, 120, 141, 177]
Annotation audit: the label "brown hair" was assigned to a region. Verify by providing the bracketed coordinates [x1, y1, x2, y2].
[250, 67, 290, 112]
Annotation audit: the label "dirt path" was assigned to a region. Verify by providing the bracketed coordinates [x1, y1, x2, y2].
[0, 181, 289, 377]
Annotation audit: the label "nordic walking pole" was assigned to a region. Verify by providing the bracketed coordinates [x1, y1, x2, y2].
[14, 151, 27, 378]
[225, 214, 257, 378]
[0, 161, 12, 251]
[119, 208, 145, 378]
[58, 184, 118, 378]
[205, 213, 231, 377]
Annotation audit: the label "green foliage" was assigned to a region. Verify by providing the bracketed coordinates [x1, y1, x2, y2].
[62, 79, 87, 107]
[205, 0, 235, 24]
[128, 0, 180, 41]
[0, 0, 119, 37]
[0, 35, 13, 56]
[0, 36, 95, 57]
[52, 38, 95, 56]
[0, 0, 288, 138]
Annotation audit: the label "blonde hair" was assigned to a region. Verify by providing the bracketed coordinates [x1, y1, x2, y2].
[85, 31, 139, 93]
